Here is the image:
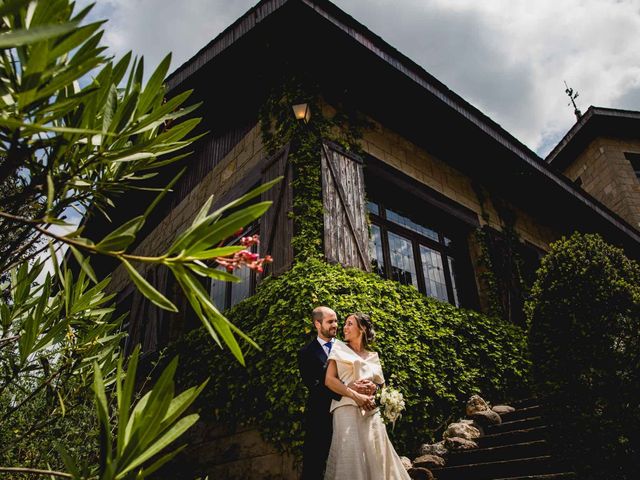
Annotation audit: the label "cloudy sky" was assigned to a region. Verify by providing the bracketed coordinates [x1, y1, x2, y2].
[85, 0, 640, 157]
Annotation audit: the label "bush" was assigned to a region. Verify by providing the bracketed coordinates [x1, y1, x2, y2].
[526, 232, 640, 479]
[166, 258, 530, 457]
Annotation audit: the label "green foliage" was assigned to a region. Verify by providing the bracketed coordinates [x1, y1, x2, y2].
[258, 77, 369, 260]
[526, 232, 640, 479]
[165, 258, 530, 457]
[70, 347, 207, 480]
[473, 186, 533, 324]
[0, 1, 275, 476]
[0, 258, 122, 474]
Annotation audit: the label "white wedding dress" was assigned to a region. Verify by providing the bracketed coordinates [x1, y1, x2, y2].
[324, 340, 410, 480]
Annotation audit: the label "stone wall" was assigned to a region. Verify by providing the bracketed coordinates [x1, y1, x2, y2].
[359, 118, 558, 251]
[172, 423, 298, 479]
[358, 118, 560, 311]
[563, 136, 640, 231]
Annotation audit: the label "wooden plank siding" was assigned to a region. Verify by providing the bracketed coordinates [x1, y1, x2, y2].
[322, 145, 370, 271]
[260, 145, 294, 277]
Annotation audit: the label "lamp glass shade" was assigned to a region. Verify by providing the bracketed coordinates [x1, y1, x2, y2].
[292, 103, 311, 123]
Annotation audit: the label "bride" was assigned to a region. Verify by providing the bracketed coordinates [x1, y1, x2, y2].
[323, 312, 410, 480]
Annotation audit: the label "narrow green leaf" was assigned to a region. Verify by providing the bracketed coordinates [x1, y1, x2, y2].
[122, 259, 177, 312]
[118, 346, 140, 453]
[117, 414, 199, 478]
[0, 116, 108, 135]
[169, 202, 271, 255]
[46, 174, 54, 212]
[56, 390, 66, 416]
[160, 380, 208, 431]
[69, 246, 97, 283]
[54, 443, 81, 478]
[48, 243, 64, 288]
[188, 202, 273, 255]
[95, 216, 145, 253]
[93, 362, 113, 459]
[0, 21, 79, 48]
[139, 445, 186, 479]
[112, 51, 132, 85]
[184, 245, 244, 260]
[193, 196, 214, 225]
[187, 263, 241, 282]
[209, 177, 282, 219]
[144, 168, 185, 218]
[102, 83, 117, 133]
[170, 264, 221, 347]
[138, 53, 171, 115]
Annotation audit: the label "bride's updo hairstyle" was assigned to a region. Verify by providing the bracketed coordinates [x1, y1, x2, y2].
[348, 312, 376, 349]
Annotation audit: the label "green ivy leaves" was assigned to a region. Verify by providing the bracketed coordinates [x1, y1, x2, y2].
[162, 258, 530, 458]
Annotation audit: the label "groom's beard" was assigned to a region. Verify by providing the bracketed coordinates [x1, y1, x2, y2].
[320, 326, 337, 339]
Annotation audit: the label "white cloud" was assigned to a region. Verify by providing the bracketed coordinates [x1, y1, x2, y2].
[83, 0, 640, 156]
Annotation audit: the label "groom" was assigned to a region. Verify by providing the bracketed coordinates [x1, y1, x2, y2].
[298, 306, 376, 480]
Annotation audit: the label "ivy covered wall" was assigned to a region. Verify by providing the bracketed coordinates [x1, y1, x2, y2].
[166, 259, 531, 458]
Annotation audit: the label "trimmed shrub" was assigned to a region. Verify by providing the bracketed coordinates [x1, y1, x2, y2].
[527, 232, 640, 479]
[167, 258, 530, 456]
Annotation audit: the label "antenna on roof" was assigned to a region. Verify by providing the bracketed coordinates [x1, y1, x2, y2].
[564, 81, 582, 121]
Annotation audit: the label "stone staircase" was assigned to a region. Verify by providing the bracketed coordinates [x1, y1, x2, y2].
[429, 397, 576, 480]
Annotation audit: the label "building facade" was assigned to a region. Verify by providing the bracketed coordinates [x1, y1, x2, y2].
[89, 0, 640, 476]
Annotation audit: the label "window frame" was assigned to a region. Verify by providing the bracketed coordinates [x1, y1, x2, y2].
[368, 201, 461, 306]
[209, 222, 260, 311]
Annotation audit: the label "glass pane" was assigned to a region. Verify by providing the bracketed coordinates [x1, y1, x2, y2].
[369, 224, 385, 276]
[210, 268, 227, 310]
[420, 245, 448, 302]
[229, 241, 258, 308]
[448, 256, 460, 307]
[386, 208, 439, 241]
[230, 264, 252, 307]
[388, 232, 418, 289]
[367, 201, 380, 216]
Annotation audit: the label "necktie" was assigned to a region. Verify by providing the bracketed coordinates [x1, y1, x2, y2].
[324, 341, 332, 354]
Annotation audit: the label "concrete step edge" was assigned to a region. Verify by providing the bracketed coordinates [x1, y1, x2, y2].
[430, 455, 554, 472]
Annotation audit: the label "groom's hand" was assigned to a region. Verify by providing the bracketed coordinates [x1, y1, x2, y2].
[348, 379, 377, 396]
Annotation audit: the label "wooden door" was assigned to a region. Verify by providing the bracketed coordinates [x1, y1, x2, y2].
[322, 144, 370, 271]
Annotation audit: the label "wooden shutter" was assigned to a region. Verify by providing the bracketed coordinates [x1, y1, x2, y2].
[322, 144, 370, 271]
[260, 144, 293, 277]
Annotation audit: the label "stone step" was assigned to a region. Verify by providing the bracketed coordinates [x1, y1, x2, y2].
[445, 440, 550, 466]
[430, 455, 561, 480]
[486, 416, 546, 435]
[478, 426, 549, 449]
[507, 397, 543, 409]
[488, 474, 576, 480]
[500, 405, 544, 423]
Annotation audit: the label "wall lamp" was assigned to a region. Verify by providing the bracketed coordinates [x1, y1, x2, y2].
[292, 103, 311, 123]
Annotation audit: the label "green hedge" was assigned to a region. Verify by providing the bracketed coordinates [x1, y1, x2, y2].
[527, 233, 640, 479]
[167, 258, 530, 455]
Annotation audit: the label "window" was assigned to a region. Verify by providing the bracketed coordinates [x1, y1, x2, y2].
[624, 152, 640, 180]
[367, 201, 463, 307]
[210, 223, 259, 311]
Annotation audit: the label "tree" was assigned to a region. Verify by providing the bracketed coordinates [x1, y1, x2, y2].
[0, 0, 275, 477]
[527, 233, 640, 479]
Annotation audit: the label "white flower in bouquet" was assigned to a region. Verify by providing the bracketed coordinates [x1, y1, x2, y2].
[379, 386, 405, 429]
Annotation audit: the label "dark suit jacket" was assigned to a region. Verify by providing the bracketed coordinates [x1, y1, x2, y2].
[298, 338, 341, 478]
[298, 338, 341, 415]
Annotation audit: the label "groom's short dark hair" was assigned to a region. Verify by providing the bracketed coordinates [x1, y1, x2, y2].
[312, 306, 328, 325]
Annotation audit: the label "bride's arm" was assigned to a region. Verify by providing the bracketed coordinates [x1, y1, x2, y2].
[325, 360, 375, 410]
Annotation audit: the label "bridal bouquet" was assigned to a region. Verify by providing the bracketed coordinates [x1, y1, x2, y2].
[379, 386, 405, 429]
